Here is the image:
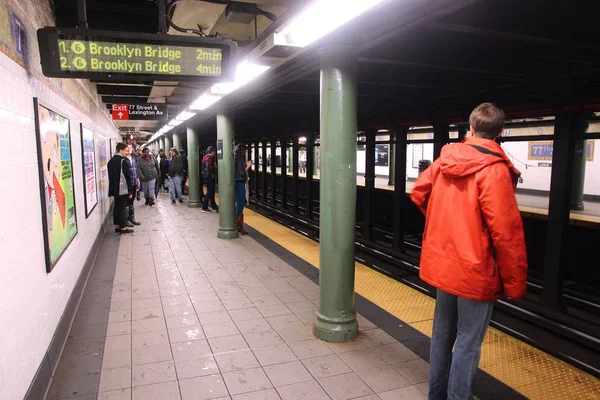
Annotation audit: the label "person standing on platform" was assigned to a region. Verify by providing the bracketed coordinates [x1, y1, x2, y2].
[201, 146, 219, 212]
[410, 103, 528, 400]
[137, 148, 160, 206]
[168, 147, 184, 204]
[159, 149, 170, 193]
[108, 142, 134, 234]
[125, 144, 141, 226]
[234, 143, 252, 234]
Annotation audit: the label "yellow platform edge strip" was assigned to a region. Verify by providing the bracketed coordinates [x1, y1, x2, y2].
[244, 209, 600, 400]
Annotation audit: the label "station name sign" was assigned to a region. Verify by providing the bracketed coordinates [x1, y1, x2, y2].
[38, 27, 237, 82]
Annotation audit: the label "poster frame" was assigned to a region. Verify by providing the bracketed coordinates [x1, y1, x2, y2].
[80, 123, 98, 218]
[412, 143, 424, 168]
[109, 138, 114, 158]
[33, 97, 78, 273]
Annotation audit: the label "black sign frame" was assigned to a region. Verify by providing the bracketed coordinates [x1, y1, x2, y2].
[37, 27, 237, 82]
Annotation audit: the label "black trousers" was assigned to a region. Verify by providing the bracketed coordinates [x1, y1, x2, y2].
[114, 195, 129, 227]
[128, 196, 135, 221]
[203, 180, 217, 209]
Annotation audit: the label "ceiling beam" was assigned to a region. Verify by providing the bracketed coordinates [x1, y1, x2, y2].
[358, 57, 528, 80]
[97, 85, 152, 96]
[422, 22, 600, 51]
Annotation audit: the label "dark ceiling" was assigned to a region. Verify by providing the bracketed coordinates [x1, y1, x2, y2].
[171, 0, 600, 142]
[54, 0, 159, 33]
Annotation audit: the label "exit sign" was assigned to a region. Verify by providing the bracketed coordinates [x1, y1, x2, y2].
[112, 104, 129, 120]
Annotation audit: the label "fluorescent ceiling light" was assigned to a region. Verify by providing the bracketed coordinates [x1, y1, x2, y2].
[176, 111, 195, 121]
[168, 119, 183, 126]
[190, 93, 221, 111]
[211, 59, 270, 96]
[278, 0, 384, 48]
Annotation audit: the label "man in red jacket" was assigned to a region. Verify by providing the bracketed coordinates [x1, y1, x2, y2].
[410, 103, 528, 400]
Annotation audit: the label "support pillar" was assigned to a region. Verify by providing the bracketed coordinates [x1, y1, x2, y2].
[306, 136, 315, 219]
[571, 140, 587, 210]
[281, 137, 287, 209]
[164, 136, 172, 152]
[314, 46, 359, 342]
[173, 131, 182, 151]
[363, 130, 375, 241]
[393, 126, 409, 252]
[159, 137, 165, 152]
[458, 125, 468, 140]
[253, 140, 260, 199]
[543, 111, 589, 311]
[187, 127, 202, 208]
[292, 137, 299, 213]
[262, 140, 268, 201]
[216, 110, 238, 239]
[271, 137, 277, 206]
[433, 123, 449, 160]
[387, 133, 395, 186]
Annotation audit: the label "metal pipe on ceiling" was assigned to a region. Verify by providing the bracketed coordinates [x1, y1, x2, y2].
[77, 0, 88, 28]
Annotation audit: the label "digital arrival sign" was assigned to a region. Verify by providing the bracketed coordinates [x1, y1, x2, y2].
[38, 27, 237, 82]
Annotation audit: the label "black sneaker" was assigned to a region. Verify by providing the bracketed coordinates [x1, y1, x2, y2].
[178, 198, 184, 203]
[172, 199, 176, 204]
[201, 208, 211, 213]
[129, 219, 141, 226]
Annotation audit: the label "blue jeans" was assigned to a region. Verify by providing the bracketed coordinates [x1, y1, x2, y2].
[143, 179, 156, 202]
[235, 182, 246, 215]
[170, 175, 183, 200]
[429, 289, 494, 400]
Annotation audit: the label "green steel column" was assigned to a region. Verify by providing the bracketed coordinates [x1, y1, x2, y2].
[217, 110, 238, 239]
[165, 136, 172, 152]
[187, 127, 202, 208]
[173, 131, 182, 151]
[571, 140, 587, 211]
[314, 46, 359, 342]
[159, 137, 165, 152]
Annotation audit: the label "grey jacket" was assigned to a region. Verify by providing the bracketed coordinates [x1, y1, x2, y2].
[137, 156, 160, 182]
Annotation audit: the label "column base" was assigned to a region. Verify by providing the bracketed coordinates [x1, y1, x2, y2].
[313, 311, 358, 343]
[188, 200, 203, 208]
[217, 227, 238, 240]
[570, 202, 585, 211]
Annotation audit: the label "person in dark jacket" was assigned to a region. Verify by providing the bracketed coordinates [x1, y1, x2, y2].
[234, 143, 252, 234]
[180, 149, 189, 195]
[159, 149, 170, 192]
[108, 142, 134, 233]
[201, 146, 219, 212]
[168, 147, 184, 203]
[125, 144, 141, 226]
[137, 147, 160, 206]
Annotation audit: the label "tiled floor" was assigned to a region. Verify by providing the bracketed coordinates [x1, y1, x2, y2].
[46, 193, 429, 400]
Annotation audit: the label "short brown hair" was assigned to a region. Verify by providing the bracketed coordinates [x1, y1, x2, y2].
[469, 103, 505, 139]
[170, 147, 178, 155]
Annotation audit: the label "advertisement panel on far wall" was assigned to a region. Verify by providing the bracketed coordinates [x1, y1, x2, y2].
[80, 124, 98, 218]
[33, 98, 78, 272]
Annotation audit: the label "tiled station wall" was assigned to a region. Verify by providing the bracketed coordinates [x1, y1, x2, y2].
[0, 0, 120, 398]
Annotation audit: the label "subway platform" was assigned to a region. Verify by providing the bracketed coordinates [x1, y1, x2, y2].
[45, 193, 598, 400]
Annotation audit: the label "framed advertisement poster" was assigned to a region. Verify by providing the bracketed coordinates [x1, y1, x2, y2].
[412, 144, 424, 168]
[33, 98, 78, 272]
[109, 138, 114, 158]
[80, 124, 98, 218]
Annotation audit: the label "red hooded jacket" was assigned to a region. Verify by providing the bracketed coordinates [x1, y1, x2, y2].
[410, 136, 528, 301]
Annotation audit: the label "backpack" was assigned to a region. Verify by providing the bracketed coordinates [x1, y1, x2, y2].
[201, 158, 214, 181]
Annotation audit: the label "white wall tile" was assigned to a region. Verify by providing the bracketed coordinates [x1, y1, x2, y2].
[0, 43, 119, 400]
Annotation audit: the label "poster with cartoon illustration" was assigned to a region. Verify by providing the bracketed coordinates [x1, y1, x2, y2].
[80, 125, 98, 218]
[34, 98, 78, 272]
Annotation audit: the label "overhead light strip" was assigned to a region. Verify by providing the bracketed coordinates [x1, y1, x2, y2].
[150, 0, 385, 142]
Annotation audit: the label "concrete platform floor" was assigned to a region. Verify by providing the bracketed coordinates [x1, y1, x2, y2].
[46, 192, 433, 400]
